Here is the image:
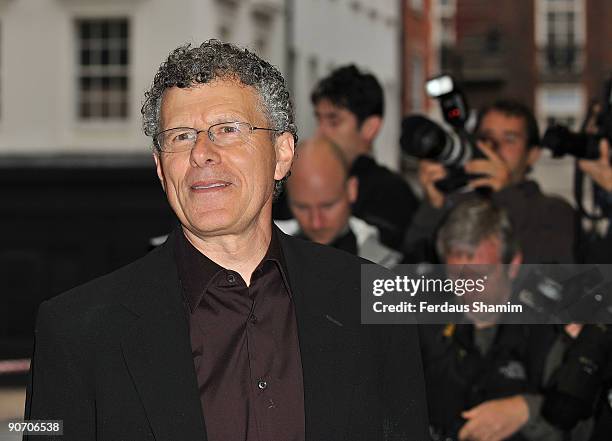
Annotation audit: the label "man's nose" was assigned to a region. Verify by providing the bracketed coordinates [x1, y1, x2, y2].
[310, 208, 324, 229]
[315, 124, 326, 138]
[190, 132, 221, 167]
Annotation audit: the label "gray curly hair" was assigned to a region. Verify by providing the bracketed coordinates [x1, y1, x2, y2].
[141, 39, 297, 197]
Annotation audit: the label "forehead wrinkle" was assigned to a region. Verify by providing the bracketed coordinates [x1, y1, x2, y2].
[160, 80, 265, 130]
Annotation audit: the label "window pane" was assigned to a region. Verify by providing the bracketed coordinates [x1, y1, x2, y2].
[77, 18, 129, 120]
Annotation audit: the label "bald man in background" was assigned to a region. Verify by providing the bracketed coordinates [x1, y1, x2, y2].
[277, 137, 402, 269]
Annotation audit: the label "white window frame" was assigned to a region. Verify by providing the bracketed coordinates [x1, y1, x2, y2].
[75, 18, 130, 122]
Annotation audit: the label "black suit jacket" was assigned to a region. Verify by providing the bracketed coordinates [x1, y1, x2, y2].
[24, 230, 428, 441]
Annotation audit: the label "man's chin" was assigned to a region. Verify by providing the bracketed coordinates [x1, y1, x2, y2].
[182, 213, 239, 237]
[309, 234, 334, 246]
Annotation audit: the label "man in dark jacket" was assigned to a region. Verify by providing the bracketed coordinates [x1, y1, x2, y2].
[421, 197, 560, 441]
[24, 40, 429, 441]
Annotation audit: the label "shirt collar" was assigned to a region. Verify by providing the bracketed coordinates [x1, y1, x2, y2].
[174, 225, 291, 313]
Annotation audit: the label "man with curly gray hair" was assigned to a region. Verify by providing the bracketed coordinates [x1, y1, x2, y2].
[24, 40, 428, 441]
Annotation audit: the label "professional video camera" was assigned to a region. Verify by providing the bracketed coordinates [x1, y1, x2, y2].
[542, 78, 612, 160]
[542, 324, 612, 431]
[400, 75, 485, 193]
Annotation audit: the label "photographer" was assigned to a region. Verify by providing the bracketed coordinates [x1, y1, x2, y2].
[405, 100, 577, 264]
[420, 197, 560, 441]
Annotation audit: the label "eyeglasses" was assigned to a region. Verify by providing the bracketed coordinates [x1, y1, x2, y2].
[154, 121, 281, 153]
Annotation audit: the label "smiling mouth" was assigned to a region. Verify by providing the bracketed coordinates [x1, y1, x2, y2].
[191, 182, 231, 191]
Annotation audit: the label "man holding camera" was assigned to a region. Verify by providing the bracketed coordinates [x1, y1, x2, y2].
[406, 100, 576, 264]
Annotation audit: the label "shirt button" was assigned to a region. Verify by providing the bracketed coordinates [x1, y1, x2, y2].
[257, 380, 267, 390]
[250, 314, 258, 324]
[227, 273, 236, 284]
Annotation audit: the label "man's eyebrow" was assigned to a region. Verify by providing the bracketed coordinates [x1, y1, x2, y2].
[501, 130, 523, 137]
[321, 200, 340, 208]
[207, 113, 248, 124]
[289, 200, 309, 208]
[315, 111, 338, 119]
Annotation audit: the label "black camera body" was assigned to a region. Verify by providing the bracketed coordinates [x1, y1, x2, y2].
[400, 75, 484, 193]
[542, 77, 612, 160]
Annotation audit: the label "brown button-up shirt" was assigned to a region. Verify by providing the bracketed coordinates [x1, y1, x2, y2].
[174, 228, 305, 441]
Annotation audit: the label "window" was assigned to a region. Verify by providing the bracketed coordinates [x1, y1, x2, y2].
[410, 0, 424, 13]
[485, 29, 501, 53]
[252, 10, 273, 60]
[538, 85, 584, 131]
[538, 0, 584, 71]
[76, 19, 129, 120]
[216, 0, 238, 42]
[546, 115, 576, 130]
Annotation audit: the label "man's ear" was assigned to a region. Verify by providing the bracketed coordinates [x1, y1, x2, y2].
[359, 115, 383, 144]
[526, 147, 541, 167]
[153, 152, 166, 191]
[274, 132, 295, 180]
[508, 251, 523, 280]
[346, 176, 359, 204]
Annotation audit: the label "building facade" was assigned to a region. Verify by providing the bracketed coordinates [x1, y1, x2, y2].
[0, 0, 404, 359]
[441, 0, 612, 132]
[0, 0, 286, 155]
[0, 0, 402, 168]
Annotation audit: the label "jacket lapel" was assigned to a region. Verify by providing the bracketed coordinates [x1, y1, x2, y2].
[278, 231, 359, 438]
[119, 232, 207, 441]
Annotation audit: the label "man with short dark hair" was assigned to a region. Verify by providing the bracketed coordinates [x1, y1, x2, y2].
[407, 99, 576, 264]
[310, 65, 419, 251]
[24, 40, 428, 441]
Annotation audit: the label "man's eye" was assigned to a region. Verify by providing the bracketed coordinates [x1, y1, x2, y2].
[172, 131, 195, 142]
[218, 124, 241, 135]
[321, 202, 337, 210]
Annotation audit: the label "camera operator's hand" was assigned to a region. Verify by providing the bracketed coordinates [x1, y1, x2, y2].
[418, 160, 447, 208]
[578, 139, 612, 192]
[458, 395, 529, 441]
[464, 141, 512, 192]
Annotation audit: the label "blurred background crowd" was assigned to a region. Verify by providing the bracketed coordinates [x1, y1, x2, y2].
[2, 0, 612, 440]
